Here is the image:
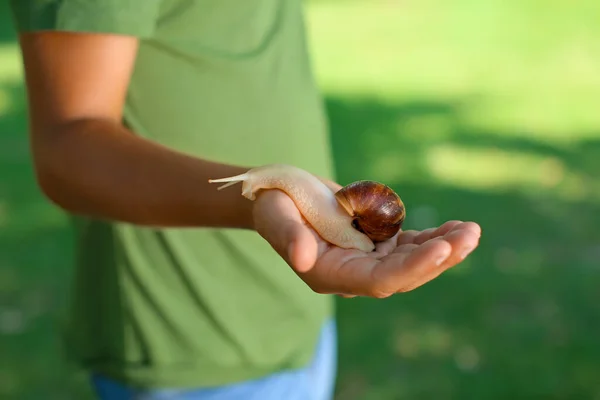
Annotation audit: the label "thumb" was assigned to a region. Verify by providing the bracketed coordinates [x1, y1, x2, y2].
[284, 221, 320, 273]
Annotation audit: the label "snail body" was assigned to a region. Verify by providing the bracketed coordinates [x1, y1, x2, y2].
[208, 164, 405, 252]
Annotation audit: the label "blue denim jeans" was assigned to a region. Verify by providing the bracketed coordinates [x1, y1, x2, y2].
[90, 318, 337, 400]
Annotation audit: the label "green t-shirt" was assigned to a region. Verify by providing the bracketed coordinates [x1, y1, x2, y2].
[10, 0, 336, 389]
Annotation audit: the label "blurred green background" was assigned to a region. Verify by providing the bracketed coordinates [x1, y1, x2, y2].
[1, 0, 600, 398]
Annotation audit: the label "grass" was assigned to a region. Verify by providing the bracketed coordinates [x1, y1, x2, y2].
[1, 0, 600, 398]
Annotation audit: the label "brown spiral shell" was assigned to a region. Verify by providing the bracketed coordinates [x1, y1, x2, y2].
[334, 180, 406, 242]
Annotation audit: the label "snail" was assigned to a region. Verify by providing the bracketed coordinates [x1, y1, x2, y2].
[208, 164, 405, 252]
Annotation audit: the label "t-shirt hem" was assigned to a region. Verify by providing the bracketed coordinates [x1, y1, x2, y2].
[65, 310, 336, 389]
[85, 355, 314, 390]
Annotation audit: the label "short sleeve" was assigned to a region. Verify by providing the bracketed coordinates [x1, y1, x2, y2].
[9, 0, 163, 38]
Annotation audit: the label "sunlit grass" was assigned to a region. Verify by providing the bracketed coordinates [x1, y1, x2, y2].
[324, 94, 600, 205]
[0, 43, 22, 115]
[0, 43, 22, 84]
[306, 0, 600, 140]
[424, 145, 600, 202]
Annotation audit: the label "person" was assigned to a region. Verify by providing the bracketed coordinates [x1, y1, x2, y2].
[9, 1, 481, 399]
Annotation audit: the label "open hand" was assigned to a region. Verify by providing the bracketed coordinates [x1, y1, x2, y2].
[253, 187, 481, 298]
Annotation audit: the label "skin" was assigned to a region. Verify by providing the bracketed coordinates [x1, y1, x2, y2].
[16, 30, 482, 299]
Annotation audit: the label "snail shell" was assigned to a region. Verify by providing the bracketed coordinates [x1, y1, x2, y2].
[335, 180, 406, 242]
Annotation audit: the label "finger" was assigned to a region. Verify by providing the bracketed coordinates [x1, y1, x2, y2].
[286, 222, 321, 273]
[372, 236, 399, 258]
[392, 243, 419, 255]
[447, 221, 482, 237]
[399, 227, 481, 292]
[441, 227, 481, 267]
[374, 238, 452, 294]
[436, 220, 467, 236]
[413, 220, 464, 244]
[396, 220, 463, 246]
[396, 230, 420, 245]
[306, 248, 378, 296]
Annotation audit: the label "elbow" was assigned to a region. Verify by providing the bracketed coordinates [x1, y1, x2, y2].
[30, 123, 86, 214]
[29, 119, 112, 217]
[34, 162, 74, 212]
[32, 146, 107, 221]
[32, 144, 81, 214]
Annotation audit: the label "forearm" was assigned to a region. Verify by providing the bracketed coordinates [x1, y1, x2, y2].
[33, 118, 255, 229]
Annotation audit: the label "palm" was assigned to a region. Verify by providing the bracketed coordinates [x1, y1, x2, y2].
[254, 187, 481, 298]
